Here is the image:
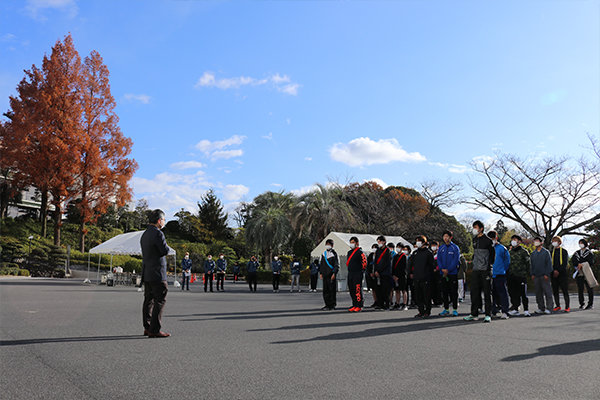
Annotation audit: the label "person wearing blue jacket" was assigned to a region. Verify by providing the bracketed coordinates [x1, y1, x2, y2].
[247, 256, 259, 292]
[530, 237, 554, 314]
[271, 256, 282, 292]
[488, 231, 510, 319]
[309, 259, 319, 292]
[203, 255, 215, 292]
[216, 254, 227, 292]
[437, 230, 461, 317]
[290, 258, 302, 292]
[181, 252, 192, 291]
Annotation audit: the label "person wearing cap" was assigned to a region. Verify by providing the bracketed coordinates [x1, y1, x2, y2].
[347, 236, 367, 312]
[507, 235, 531, 317]
[530, 236, 554, 314]
[319, 239, 339, 310]
[550, 236, 570, 312]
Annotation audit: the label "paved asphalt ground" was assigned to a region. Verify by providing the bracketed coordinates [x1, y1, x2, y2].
[1, 277, 598, 400]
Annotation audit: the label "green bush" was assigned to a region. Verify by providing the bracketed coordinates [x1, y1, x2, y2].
[18, 269, 30, 276]
[0, 267, 19, 276]
[0, 236, 27, 262]
[123, 259, 142, 273]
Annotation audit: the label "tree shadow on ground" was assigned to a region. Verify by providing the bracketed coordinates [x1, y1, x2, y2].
[501, 339, 600, 362]
[0, 335, 145, 346]
[271, 318, 467, 344]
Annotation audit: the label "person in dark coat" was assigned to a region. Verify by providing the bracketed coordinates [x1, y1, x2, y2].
[203, 255, 215, 292]
[141, 209, 171, 338]
[373, 235, 392, 310]
[408, 235, 435, 318]
[247, 256, 259, 292]
[181, 252, 192, 291]
[347, 236, 367, 312]
[319, 239, 339, 310]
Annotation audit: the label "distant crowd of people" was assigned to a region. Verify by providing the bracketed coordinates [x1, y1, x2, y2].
[139, 209, 596, 338]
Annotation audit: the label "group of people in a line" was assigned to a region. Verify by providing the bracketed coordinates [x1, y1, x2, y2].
[316, 221, 596, 323]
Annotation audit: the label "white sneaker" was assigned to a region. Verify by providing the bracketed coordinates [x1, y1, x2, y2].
[523, 311, 531, 317]
[508, 310, 520, 316]
[500, 313, 509, 319]
[534, 309, 544, 314]
[544, 309, 551, 315]
[403, 306, 409, 311]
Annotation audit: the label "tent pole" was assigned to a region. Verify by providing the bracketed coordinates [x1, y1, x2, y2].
[86, 252, 90, 282]
[96, 254, 101, 284]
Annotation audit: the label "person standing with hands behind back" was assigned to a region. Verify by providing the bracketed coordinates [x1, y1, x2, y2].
[141, 209, 171, 338]
[203, 255, 215, 293]
[320, 239, 339, 310]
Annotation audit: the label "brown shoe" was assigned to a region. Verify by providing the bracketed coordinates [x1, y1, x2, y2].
[143, 329, 150, 336]
[149, 331, 171, 338]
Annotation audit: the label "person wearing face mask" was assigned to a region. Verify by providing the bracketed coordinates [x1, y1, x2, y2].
[309, 259, 320, 292]
[487, 231, 510, 319]
[408, 235, 435, 318]
[429, 240, 443, 307]
[550, 236, 570, 312]
[366, 243, 379, 306]
[507, 235, 531, 317]
[247, 256, 259, 292]
[571, 239, 595, 310]
[232, 262, 240, 283]
[374, 235, 393, 310]
[216, 253, 227, 292]
[140, 209, 171, 338]
[347, 237, 367, 312]
[272, 256, 282, 293]
[437, 230, 461, 317]
[392, 243, 409, 310]
[387, 242, 397, 307]
[319, 239, 339, 310]
[290, 258, 302, 293]
[464, 221, 495, 323]
[530, 236, 554, 314]
[203, 255, 215, 293]
[181, 252, 192, 291]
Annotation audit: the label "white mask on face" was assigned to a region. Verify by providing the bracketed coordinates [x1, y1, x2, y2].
[403, 250, 410, 255]
[208, 257, 212, 260]
[511, 240, 518, 247]
[378, 242, 385, 248]
[185, 255, 189, 259]
[325, 245, 332, 250]
[533, 241, 541, 247]
[220, 255, 224, 259]
[579, 243, 585, 249]
[431, 246, 438, 252]
[396, 247, 402, 253]
[274, 257, 278, 261]
[552, 242, 559, 247]
[415, 241, 422, 248]
[349, 243, 356, 249]
[472, 228, 480, 236]
[371, 248, 377, 254]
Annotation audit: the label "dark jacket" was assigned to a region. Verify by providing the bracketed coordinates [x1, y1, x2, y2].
[216, 258, 227, 273]
[408, 247, 435, 282]
[346, 247, 367, 274]
[366, 251, 375, 275]
[472, 234, 495, 271]
[530, 247, 553, 277]
[310, 261, 319, 275]
[247, 260, 259, 273]
[374, 246, 392, 276]
[141, 225, 170, 282]
[457, 255, 467, 280]
[290, 260, 301, 275]
[272, 260, 282, 273]
[392, 253, 407, 279]
[233, 264, 240, 274]
[203, 259, 215, 273]
[508, 246, 530, 279]
[571, 248, 594, 270]
[319, 249, 339, 275]
[551, 247, 569, 274]
[181, 258, 192, 273]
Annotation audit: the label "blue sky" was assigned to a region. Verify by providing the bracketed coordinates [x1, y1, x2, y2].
[1, 0, 599, 229]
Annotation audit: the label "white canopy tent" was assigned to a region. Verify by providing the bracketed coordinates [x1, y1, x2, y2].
[310, 232, 412, 291]
[86, 230, 176, 284]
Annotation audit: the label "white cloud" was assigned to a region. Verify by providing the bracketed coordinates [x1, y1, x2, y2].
[212, 149, 243, 160]
[429, 161, 469, 174]
[365, 178, 389, 189]
[170, 161, 204, 170]
[330, 137, 426, 167]
[195, 72, 299, 96]
[124, 93, 151, 104]
[291, 185, 319, 196]
[472, 155, 494, 167]
[271, 183, 282, 187]
[304, 157, 312, 161]
[25, 0, 77, 19]
[262, 132, 273, 140]
[223, 184, 249, 201]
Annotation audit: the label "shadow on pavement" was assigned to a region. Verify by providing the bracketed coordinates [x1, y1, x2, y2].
[501, 339, 600, 362]
[0, 335, 145, 346]
[169, 308, 322, 318]
[272, 318, 466, 344]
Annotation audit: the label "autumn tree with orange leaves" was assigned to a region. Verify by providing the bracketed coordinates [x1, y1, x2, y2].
[2, 34, 137, 248]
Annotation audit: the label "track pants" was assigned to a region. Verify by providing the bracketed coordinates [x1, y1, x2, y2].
[414, 279, 431, 315]
[348, 273, 364, 308]
[322, 272, 337, 308]
[551, 273, 570, 309]
[576, 277, 594, 307]
[507, 275, 529, 311]
[441, 275, 458, 310]
[272, 273, 280, 291]
[470, 270, 492, 317]
[491, 275, 509, 314]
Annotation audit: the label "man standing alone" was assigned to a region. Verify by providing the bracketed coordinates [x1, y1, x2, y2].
[141, 209, 171, 338]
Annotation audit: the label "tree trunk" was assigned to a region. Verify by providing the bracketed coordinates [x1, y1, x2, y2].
[40, 190, 48, 237]
[79, 219, 86, 252]
[53, 204, 61, 246]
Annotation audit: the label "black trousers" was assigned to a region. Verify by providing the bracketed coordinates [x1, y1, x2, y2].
[491, 275, 509, 314]
[551, 273, 570, 309]
[142, 281, 168, 334]
[431, 273, 443, 305]
[272, 274, 280, 290]
[375, 275, 393, 308]
[441, 275, 458, 310]
[322, 272, 337, 308]
[470, 270, 492, 317]
[414, 279, 431, 315]
[348, 273, 364, 308]
[247, 272, 257, 292]
[507, 275, 529, 311]
[310, 274, 318, 290]
[576, 277, 594, 306]
[181, 274, 190, 290]
[204, 272, 213, 292]
[216, 273, 225, 290]
[407, 278, 416, 306]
